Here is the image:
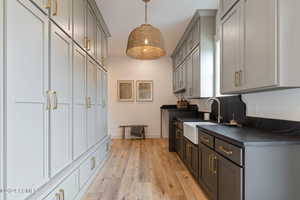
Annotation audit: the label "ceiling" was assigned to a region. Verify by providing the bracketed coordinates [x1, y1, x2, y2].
[96, 0, 219, 57]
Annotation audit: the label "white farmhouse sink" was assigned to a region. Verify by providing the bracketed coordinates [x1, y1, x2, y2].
[183, 122, 217, 144]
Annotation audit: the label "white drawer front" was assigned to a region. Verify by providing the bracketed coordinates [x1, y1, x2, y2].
[44, 171, 79, 200]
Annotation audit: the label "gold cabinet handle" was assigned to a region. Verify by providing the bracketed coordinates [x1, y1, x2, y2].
[59, 189, 64, 200]
[47, 90, 58, 110]
[53, 0, 58, 16]
[219, 146, 233, 155]
[85, 38, 91, 51]
[46, 90, 51, 110]
[53, 91, 58, 110]
[45, 0, 51, 9]
[86, 97, 92, 108]
[200, 136, 210, 144]
[234, 71, 239, 87]
[212, 156, 217, 175]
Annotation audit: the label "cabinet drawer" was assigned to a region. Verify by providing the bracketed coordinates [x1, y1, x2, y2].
[199, 131, 214, 148]
[79, 154, 97, 188]
[44, 170, 79, 200]
[215, 139, 243, 166]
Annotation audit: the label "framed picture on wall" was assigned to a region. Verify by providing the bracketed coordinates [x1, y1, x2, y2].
[118, 80, 135, 102]
[136, 80, 153, 102]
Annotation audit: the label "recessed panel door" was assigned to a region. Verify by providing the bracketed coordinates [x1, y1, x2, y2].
[73, 44, 88, 159]
[6, 1, 49, 199]
[50, 23, 73, 177]
[87, 58, 97, 148]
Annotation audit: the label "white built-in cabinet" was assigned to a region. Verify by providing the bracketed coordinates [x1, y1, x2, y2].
[2, 0, 110, 200]
[172, 10, 216, 99]
[220, 0, 300, 94]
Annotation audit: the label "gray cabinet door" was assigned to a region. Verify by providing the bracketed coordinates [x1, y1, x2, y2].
[218, 155, 243, 200]
[192, 47, 200, 97]
[244, 0, 277, 90]
[73, 0, 86, 48]
[186, 55, 193, 97]
[220, 1, 244, 94]
[50, 0, 72, 35]
[201, 144, 218, 200]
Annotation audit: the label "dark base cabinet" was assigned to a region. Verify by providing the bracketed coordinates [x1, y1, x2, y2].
[200, 144, 218, 200]
[217, 155, 243, 200]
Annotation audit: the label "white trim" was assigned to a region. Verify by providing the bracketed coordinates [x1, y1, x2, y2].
[0, 1, 5, 199]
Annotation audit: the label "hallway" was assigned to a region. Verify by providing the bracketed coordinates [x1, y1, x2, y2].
[82, 139, 208, 200]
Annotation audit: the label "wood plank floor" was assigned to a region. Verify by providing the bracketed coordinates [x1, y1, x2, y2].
[82, 139, 208, 200]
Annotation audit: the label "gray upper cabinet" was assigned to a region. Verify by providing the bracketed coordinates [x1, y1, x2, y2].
[50, 0, 73, 36]
[243, 0, 277, 90]
[221, 0, 300, 94]
[73, 0, 86, 48]
[172, 10, 216, 98]
[220, 1, 244, 93]
[220, 0, 239, 18]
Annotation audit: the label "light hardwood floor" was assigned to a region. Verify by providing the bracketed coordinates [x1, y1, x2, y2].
[82, 139, 208, 200]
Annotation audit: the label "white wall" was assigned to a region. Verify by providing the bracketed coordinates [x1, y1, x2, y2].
[242, 89, 300, 122]
[107, 56, 177, 138]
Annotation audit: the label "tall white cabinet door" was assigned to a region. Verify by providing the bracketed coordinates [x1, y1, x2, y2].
[73, 0, 86, 48]
[50, 23, 73, 177]
[6, 1, 49, 200]
[96, 69, 103, 142]
[102, 72, 108, 138]
[86, 5, 96, 58]
[244, 0, 277, 89]
[50, 0, 72, 35]
[220, 1, 244, 94]
[87, 58, 97, 148]
[73, 45, 88, 160]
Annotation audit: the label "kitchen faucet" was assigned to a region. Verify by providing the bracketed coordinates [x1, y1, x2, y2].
[207, 97, 222, 124]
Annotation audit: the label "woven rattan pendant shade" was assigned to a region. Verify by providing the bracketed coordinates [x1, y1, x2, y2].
[126, 0, 166, 60]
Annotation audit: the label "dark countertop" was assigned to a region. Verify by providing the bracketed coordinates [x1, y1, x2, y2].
[198, 124, 300, 147]
[175, 117, 300, 147]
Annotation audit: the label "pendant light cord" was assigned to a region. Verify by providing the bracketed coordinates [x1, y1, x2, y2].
[145, 2, 148, 24]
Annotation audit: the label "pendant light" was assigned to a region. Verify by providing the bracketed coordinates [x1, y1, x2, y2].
[126, 0, 166, 60]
